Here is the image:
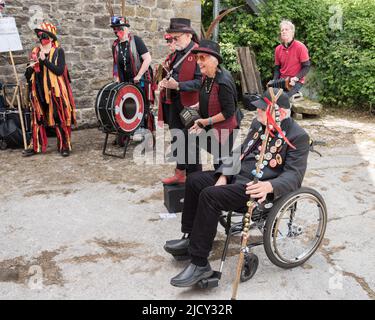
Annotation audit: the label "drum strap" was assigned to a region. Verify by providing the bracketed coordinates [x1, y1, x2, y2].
[166, 47, 195, 80]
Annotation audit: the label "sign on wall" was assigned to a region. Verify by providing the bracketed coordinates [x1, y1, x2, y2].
[0, 17, 23, 53]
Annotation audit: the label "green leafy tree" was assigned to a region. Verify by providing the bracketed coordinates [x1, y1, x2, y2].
[201, 0, 375, 109]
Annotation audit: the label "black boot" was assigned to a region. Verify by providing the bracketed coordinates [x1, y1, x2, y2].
[61, 149, 70, 157]
[22, 149, 36, 157]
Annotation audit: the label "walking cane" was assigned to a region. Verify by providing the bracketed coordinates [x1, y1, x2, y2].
[231, 87, 284, 300]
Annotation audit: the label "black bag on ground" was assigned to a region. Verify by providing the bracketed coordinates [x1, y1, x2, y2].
[0, 110, 32, 149]
[0, 118, 24, 149]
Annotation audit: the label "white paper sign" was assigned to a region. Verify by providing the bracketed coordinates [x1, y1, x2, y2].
[0, 17, 23, 53]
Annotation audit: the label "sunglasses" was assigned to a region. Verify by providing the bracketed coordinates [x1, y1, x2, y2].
[37, 32, 49, 40]
[113, 27, 125, 33]
[195, 54, 210, 62]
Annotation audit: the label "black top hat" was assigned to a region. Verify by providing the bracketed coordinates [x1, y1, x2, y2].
[110, 16, 130, 28]
[191, 39, 223, 64]
[251, 88, 291, 110]
[167, 18, 195, 34]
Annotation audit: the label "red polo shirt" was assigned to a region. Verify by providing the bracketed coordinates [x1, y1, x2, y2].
[275, 40, 310, 84]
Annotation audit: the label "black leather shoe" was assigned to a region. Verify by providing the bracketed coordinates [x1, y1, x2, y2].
[170, 263, 214, 287]
[164, 238, 190, 256]
[22, 149, 35, 157]
[61, 149, 70, 157]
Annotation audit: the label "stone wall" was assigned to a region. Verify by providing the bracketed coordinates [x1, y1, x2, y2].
[0, 0, 201, 127]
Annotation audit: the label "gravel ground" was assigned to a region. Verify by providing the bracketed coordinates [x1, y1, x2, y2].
[0, 109, 374, 300]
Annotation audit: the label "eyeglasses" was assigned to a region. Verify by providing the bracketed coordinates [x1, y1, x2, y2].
[195, 54, 210, 62]
[171, 34, 184, 41]
[166, 38, 175, 44]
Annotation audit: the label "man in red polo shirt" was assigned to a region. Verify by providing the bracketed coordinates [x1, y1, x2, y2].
[274, 20, 311, 97]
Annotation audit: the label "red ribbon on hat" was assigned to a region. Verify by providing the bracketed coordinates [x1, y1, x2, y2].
[264, 97, 296, 150]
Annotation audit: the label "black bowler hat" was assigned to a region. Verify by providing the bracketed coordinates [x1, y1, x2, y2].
[167, 18, 195, 34]
[110, 16, 130, 28]
[191, 39, 223, 64]
[252, 88, 291, 110]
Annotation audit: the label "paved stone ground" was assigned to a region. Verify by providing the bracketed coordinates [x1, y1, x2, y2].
[0, 110, 374, 300]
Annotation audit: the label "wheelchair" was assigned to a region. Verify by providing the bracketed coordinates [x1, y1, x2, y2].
[196, 186, 328, 289]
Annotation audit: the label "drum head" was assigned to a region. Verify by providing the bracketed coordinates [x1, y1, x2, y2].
[114, 83, 145, 133]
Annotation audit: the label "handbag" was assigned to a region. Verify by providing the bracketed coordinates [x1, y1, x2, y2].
[179, 107, 201, 129]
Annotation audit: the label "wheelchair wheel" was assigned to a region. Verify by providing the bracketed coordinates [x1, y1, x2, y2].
[240, 252, 259, 282]
[263, 187, 327, 269]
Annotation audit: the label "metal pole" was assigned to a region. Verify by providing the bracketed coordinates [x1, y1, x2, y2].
[213, 0, 220, 41]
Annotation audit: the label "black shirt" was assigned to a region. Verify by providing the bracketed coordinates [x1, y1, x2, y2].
[117, 35, 148, 82]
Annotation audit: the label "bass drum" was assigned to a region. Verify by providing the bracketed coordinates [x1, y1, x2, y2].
[95, 82, 145, 134]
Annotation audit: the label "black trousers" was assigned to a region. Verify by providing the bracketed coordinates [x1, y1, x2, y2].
[182, 171, 249, 259]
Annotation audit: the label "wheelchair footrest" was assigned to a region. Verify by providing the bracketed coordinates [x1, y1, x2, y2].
[197, 271, 221, 289]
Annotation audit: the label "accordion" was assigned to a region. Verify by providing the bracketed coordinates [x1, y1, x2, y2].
[267, 77, 292, 91]
[179, 107, 201, 129]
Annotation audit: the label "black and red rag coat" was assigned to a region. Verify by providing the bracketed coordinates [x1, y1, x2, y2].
[26, 44, 76, 153]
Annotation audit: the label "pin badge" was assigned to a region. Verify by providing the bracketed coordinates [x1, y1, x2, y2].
[276, 154, 283, 165]
[270, 159, 277, 168]
[265, 153, 273, 161]
[275, 139, 282, 148]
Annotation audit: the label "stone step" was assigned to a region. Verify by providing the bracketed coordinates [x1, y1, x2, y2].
[292, 97, 323, 117]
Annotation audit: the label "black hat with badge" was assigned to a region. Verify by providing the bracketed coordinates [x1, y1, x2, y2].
[110, 16, 130, 28]
[251, 88, 291, 110]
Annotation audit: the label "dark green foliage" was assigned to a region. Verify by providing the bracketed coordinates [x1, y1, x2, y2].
[202, 0, 375, 109]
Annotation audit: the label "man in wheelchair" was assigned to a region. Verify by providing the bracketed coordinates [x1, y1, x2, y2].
[164, 89, 310, 288]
